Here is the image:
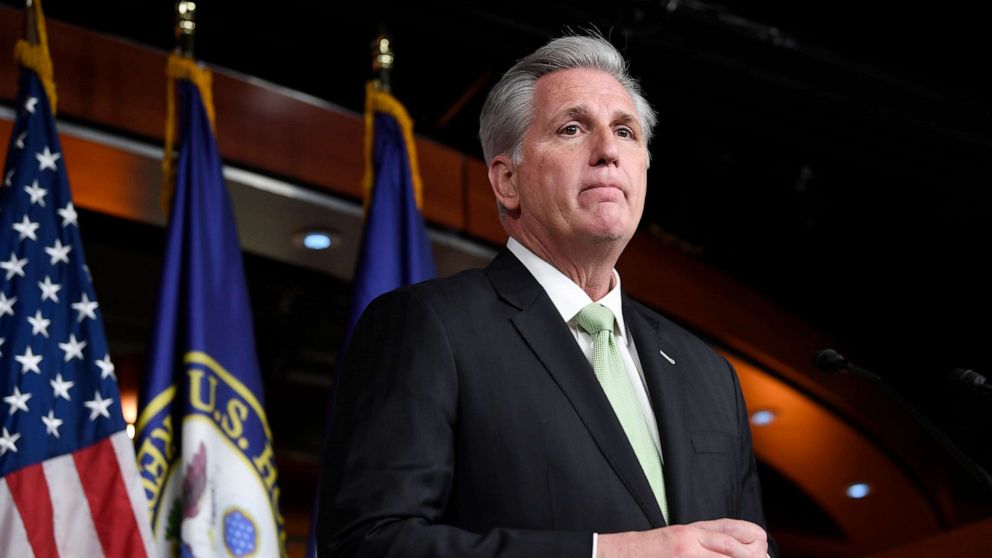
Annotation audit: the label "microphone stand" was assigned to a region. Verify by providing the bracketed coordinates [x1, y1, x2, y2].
[815, 349, 992, 499]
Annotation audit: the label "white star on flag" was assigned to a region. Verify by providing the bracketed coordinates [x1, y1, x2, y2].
[58, 202, 78, 228]
[41, 411, 63, 438]
[0, 254, 28, 280]
[41, 410, 64, 438]
[12, 214, 40, 241]
[44, 238, 71, 265]
[3, 168, 12, 186]
[71, 293, 99, 322]
[1, 254, 28, 280]
[14, 346, 43, 375]
[95, 354, 116, 380]
[0, 292, 15, 317]
[24, 180, 47, 206]
[15, 131, 27, 149]
[83, 391, 113, 421]
[38, 275, 62, 302]
[0, 427, 21, 455]
[0, 337, 4, 356]
[27, 309, 51, 337]
[58, 334, 87, 362]
[24, 96, 38, 114]
[3, 386, 32, 415]
[36, 146, 61, 171]
[50, 373, 74, 401]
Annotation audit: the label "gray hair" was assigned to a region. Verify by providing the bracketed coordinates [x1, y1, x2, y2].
[479, 34, 657, 166]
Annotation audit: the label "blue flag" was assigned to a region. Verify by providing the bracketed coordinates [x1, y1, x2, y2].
[344, 83, 437, 342]
[134, 57, 286, 557]
[1, 24, 155, 555]
[306, 82, 437, 558]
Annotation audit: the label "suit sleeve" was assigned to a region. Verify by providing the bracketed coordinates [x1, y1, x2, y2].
[316, 289, 592, 558]
[726, 358, 779, 558]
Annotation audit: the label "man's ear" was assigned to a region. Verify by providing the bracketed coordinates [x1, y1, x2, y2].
[489, 155, 520, 211]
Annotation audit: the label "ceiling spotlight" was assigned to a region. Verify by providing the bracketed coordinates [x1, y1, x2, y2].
[846, 483, 870, 499]
[293, 228, 337, 251]
[303, 233, 332, 250]
[750, 410, 775, 426]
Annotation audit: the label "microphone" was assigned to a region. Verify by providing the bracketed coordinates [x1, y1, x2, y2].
[948, 368, 992, 396]
[813, 348, 846, 373]
[813, 349, 881, 381]
[813, 348, 992, 498]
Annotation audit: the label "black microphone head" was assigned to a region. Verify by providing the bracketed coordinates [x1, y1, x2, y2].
[948, 368, 988, 390]
[814, 348, 847, 374]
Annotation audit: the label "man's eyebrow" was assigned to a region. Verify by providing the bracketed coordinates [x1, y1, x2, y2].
[559, 106, 639, 127]
[562, 106, 591, 120]
[613, 111, 639, 128]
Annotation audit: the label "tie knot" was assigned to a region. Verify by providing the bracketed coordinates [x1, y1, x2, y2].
[576, 303, 615, 336]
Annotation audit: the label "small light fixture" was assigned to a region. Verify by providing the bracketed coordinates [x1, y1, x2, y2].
[846, 483, 870, 499]
[303, 232, 332, 250]
[750, 410, 776, 426]
[292, 228, 337, 251]
[126, 423, 136, 439]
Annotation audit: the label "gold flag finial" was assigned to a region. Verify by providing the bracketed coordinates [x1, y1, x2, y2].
[371, 34, 394, 93]
[175, 1, 197, 57]
[16, 0, 56, 112]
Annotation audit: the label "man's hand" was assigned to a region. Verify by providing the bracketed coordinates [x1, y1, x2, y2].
[597, 518, 767, 558]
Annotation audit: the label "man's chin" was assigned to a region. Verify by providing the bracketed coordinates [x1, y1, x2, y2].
[584, 228, 630, 244]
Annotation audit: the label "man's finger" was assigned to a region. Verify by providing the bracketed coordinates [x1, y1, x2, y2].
[691, 518, 766, 544]
[696, 530, 752, 558]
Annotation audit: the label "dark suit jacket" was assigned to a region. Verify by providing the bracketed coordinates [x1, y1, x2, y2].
[317, 248, 773, 557]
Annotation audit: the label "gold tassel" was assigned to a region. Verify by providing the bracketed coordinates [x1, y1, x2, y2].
[162, 53, 216, 214]
[361, 81, 424, 211]
[13, 0, 57, 114]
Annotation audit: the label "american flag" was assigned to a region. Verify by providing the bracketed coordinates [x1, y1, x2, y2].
[0, 63, 155, 556]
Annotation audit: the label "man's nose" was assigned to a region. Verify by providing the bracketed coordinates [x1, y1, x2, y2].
[590, 126, 620, 167]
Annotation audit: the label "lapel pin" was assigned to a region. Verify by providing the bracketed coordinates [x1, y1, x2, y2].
[658, 349, 676, 365]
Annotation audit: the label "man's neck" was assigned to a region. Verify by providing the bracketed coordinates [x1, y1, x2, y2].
[509, 235, 623, 301]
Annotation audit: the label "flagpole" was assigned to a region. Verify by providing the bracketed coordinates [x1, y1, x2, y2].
[23, 0, 37, 45]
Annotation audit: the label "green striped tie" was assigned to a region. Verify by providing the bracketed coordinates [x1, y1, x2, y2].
[576, 303, 669, 523]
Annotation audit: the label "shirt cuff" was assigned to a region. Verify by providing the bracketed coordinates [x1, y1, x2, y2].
[591, 532, 598, 558]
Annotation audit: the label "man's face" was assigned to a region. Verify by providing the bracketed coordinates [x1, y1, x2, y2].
[504, 68, 648, 254]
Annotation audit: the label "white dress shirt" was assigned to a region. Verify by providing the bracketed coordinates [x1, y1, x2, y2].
[507, 238, 663, 557]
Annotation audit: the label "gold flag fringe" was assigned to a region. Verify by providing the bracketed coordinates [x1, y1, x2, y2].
[162, 53, 216, 215]
[362, 81, 424, 211]
[13, 0, 56, 114]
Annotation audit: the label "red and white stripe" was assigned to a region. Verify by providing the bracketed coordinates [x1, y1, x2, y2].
[0, 431, 156, 558]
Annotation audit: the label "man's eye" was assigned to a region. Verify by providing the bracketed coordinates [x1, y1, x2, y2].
[615, 127, 634, 139]
[559, 124, 580, 136]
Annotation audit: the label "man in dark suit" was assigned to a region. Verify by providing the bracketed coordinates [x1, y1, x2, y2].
[318, 34, 772, 558]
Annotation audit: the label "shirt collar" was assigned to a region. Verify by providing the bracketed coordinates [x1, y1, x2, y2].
[507, 237, 628, 340]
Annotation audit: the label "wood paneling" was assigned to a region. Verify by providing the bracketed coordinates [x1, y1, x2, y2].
[464, 158, 506, 244]
[211, 72, 365, 199]
[0, 118, 164, 223]
[415, 137, 464, 230]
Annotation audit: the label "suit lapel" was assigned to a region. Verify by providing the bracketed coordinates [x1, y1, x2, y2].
[486, 250, 665, 528]
[624, 297, 691, 526]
